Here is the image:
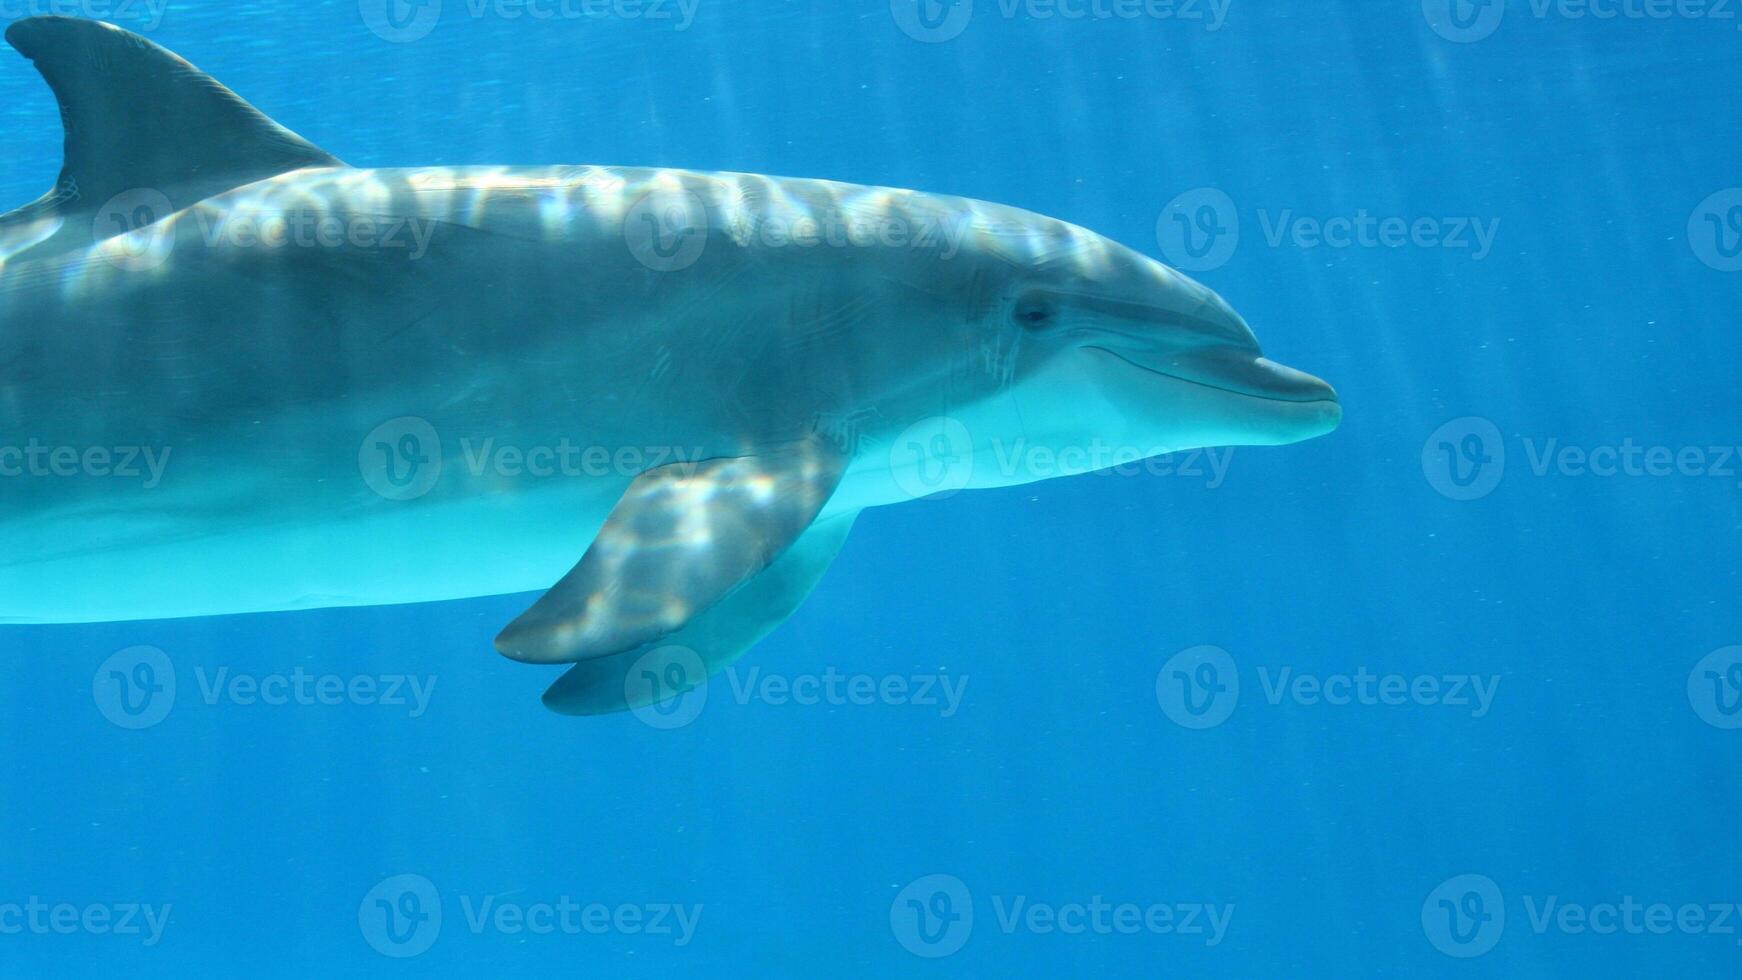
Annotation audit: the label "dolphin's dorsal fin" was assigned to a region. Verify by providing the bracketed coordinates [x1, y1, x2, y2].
[4, 17, 343, 218]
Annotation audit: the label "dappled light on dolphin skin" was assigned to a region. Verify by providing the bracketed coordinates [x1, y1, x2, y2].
[493, 439, 846, 666]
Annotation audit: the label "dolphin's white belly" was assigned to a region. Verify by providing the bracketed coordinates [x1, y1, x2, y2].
[0, 482, 623, 625]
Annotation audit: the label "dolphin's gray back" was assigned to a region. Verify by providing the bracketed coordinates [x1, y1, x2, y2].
[0, 16, 342, 263]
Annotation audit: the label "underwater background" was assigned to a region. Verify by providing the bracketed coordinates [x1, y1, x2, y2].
[1, 0, 1739, 975]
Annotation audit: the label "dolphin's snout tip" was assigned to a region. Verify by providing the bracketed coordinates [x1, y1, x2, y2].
[1250, 357, 1338, 405]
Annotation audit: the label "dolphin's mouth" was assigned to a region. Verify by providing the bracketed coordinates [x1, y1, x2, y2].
[1086, 345, 1339, 406]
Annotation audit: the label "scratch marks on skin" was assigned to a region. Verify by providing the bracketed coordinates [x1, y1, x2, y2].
[779, 293, 876, 358]
[810, 406, 880, 458]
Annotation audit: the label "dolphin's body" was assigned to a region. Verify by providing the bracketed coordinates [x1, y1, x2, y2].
[0, 18, 1339, 713]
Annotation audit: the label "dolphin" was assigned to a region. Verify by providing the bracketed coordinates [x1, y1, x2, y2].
[0, 17, 1340, 715]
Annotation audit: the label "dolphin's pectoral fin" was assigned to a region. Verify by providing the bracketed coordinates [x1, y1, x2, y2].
[540, 513, 858, 716]
[494, 437, 847, 665]
[2, 17, 342, 250]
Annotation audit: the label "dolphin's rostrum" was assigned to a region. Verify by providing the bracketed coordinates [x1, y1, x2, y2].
[0, 17, 1340, 715]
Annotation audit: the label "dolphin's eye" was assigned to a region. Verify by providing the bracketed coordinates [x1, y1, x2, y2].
[1012, 292, 1059, 331]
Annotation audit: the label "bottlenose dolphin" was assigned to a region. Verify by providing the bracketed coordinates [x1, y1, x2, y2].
[0, 17, 1340, 714]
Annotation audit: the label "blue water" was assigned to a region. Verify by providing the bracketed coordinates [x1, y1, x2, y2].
[2, 1, 1740, 975]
